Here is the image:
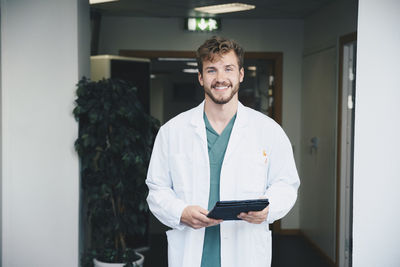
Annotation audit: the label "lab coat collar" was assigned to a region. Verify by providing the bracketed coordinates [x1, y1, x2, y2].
[189, 100, 248, 130]
[190, 100, 248, 150]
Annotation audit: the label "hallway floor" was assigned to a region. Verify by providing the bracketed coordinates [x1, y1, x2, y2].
[271, 234, 333, 267]
[142, 233, 333, 267]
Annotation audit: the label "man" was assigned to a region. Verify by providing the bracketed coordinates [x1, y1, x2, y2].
[146, 36, 300, 267]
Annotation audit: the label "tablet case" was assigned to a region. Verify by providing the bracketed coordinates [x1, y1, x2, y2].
[207, 199, 269, 220]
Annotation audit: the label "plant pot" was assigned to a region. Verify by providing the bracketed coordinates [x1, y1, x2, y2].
[93, 252, 144, 267]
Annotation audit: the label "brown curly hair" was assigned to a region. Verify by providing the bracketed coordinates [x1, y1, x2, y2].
[196, 36, 244, 74]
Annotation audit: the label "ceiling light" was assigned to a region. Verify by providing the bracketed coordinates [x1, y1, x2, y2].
[186, 62, 198, 67]
[194, 3, 255, 14]
[158, 57, 196, 62]
[247, 66, 257, 71]
[183, 68, 199, 74]
[90, 0, 119, 4]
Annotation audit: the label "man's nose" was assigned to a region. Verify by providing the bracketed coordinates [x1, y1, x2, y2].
[216, 70, 227, 83]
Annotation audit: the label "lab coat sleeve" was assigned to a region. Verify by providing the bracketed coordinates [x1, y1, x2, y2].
[146, 126, 187, 230]
[264, 126, 300, 224]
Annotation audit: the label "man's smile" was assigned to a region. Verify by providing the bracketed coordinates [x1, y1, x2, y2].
[214, 86, 229, 90]
[212, 82, 231, 91]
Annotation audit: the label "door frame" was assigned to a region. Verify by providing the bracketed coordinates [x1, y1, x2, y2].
[119, 49, 284, 232]
[336, 32, 357, 267]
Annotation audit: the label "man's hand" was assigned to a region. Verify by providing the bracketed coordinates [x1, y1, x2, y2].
[181, 205, 223, 229]
[237, 206, 269, 224]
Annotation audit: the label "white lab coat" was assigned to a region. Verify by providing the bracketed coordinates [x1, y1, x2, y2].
[146, 101, 300, 267]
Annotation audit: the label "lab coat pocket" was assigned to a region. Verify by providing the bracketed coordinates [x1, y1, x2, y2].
[166, 229, 185, 267]
[238, 154, 267, 194]
[170, 154, 193, 194]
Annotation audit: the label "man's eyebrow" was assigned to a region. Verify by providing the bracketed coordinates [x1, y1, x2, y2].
[225, 64, 236, 68]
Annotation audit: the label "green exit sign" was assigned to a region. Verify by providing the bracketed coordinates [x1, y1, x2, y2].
[185, 18, 221, 32]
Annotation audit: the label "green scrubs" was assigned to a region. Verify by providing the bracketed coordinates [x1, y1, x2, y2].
[200, 113, 236, 267]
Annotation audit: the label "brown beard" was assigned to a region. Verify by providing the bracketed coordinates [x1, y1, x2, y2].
[204, 81, 240, 105]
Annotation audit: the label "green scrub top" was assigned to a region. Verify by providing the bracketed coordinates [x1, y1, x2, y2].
[200, 112, 237, 267]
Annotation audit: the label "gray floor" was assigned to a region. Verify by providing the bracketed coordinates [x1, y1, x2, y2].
[142, 233, 332, 267]
[271, 234, 332, 267]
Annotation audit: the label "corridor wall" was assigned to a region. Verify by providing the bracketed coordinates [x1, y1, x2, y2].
[99, 17, 304, 229]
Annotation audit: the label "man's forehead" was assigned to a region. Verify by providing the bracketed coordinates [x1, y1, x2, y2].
[203, 51, 238, 66]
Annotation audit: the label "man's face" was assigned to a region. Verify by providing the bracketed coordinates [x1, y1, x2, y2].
[198, 50, 244, 105]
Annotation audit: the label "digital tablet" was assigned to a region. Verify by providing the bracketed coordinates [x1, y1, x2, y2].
[207, 199, 269, 220]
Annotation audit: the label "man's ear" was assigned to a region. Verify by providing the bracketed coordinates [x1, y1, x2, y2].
[239, 67, 244, 83]
[198, 71, 204, 86]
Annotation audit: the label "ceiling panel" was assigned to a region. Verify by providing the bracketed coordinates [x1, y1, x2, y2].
[92, 0, 336, 19]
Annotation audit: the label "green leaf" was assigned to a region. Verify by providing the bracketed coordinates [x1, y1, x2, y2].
[89, 112, 98, 123]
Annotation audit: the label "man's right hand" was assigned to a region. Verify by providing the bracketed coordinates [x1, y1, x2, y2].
[180, 205, 222, 229]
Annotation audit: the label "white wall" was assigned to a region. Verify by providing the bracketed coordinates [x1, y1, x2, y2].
[353, 0, 400, 266]
[99, 16, 304, 229]
[1, 0, 89, 266]
[299, 0, 358, 261]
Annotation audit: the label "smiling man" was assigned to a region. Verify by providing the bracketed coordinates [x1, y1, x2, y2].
[200, 50, 243, 105]
[146, 36, 300, 267]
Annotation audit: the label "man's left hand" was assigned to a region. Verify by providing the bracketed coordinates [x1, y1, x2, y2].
[237, 206, 269, 224]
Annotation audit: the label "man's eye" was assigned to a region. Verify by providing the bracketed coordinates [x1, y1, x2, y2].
[226, 68, 233, 72]
[207, 69, 215, 73]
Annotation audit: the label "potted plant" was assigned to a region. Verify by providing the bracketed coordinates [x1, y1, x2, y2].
[74, 77, 159, 267]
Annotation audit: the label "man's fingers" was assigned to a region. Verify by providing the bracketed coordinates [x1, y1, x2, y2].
[191, 209, 220, 225]
[181, 205, 223, 229]
[238, 211, 268, 224]
[192, 219, 208, 228]
[198, 207, 209, 215]
[193, 212, 222, 227]
[192, 218, 221, 228]
[192, 211, 210, 222]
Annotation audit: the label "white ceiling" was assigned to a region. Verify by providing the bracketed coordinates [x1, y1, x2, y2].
[92, 0, 336, 19]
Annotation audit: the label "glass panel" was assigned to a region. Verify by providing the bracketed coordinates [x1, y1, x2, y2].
[239, 59, 275, 117]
